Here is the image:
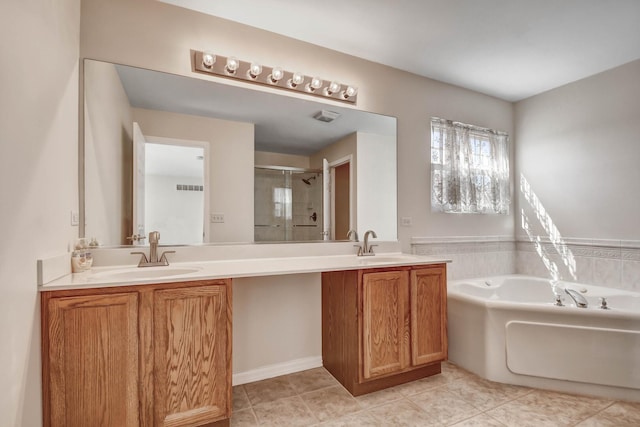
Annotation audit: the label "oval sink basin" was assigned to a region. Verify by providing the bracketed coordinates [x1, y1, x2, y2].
[89, 266, 202, 281]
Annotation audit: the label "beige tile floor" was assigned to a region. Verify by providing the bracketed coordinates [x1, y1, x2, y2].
[231, 362, 640, 426]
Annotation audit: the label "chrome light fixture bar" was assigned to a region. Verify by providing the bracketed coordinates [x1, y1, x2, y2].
[192, 50, 358, 104]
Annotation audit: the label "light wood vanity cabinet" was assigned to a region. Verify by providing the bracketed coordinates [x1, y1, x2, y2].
[322, 264, 447, 395]
[153, 285, 231, 427]
[41, 280, 232, 427]
[44, 292, 141, 426]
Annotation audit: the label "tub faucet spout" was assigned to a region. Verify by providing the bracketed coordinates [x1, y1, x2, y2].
[565, 288, 588, 308]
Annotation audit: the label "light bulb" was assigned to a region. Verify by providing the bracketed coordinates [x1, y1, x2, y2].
[325, 81, 341, 96]
[342, 85, 358, 99]
[288, 72, 305, 88]
[270, 67, 284, 83]
[202, 52, 216, 69]
[307, 76, 323, 92]
[225, 56, 239, 74]
[248, 62, 262, 79]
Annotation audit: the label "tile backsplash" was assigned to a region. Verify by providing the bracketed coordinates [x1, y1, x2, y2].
[411, 236, 516, 280]
[516, 238, 640, 292]
[412, 235, 640, 292]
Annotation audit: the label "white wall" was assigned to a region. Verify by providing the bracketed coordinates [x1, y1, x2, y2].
[515, 59, 640, 242]
[145, 175, 204, 245]
[0, 0, 80, 425]
[357, 132, 397, 241]
[514, 60, 640, 290]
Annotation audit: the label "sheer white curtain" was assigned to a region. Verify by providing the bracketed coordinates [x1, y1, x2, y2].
[431, 118, 510, 214]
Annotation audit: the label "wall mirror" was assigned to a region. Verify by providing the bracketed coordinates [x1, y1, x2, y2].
[83, 59, 397, 247]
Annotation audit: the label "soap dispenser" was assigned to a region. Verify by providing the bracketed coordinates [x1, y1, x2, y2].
[71, 238, 93, 273]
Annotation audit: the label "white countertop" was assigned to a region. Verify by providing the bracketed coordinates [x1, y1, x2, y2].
[39, 253, 450, 291]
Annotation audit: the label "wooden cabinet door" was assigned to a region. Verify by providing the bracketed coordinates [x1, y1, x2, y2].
[153, 283, 231, 427]
[410, 266, 447, 366]
[46, 293, 140, 427]
[361, 270, 410, 380]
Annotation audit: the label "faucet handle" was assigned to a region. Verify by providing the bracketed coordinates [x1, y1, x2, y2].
[368, 244, 378, 254]
[599, 297, 609, 309]
[131, 251, 149, 266]
[354, 245, 363, 256]
[159, 250, 175, 265]
[148, 231, 160, 244]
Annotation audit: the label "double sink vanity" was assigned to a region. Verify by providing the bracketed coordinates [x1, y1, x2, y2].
[39, 247, 449, 427]
[54, 51, 447, 426]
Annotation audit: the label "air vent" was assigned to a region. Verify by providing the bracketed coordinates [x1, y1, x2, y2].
[313, 110, 341, 123]
[176, 185, 204, 192]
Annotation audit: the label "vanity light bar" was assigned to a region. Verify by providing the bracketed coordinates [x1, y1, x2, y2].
[191, 50, 358, 104]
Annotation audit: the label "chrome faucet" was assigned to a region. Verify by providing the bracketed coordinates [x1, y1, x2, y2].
[564, 288, 588, 308]
[347, 229, 359, 242]
[131, 231, 175, 267]
[355, 229, 377, 256]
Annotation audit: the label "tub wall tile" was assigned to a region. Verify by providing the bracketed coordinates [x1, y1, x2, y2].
[572, 256, 594, 285]
[446, 254, 476, 281]
[514, 237, 639, 291]
[592, 258, 622, 288]
[413, 236, 640, 291]
[622, 249, 640, 261]
[412, 236, 516, 281]
[621, 260, 640, 292]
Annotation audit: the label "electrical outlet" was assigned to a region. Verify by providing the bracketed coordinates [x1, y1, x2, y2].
[70, 211, 80, 226]
[401, 216, 412, 226]
[210, 213, 225, 223]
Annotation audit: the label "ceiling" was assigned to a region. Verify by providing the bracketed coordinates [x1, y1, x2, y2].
[114, 63, 395, 155]
[160, 0, 640, 101]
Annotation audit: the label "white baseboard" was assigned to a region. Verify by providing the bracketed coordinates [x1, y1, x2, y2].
[232, 356, 323, 386]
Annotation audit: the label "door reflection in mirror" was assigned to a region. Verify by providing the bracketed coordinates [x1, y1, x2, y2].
[135, 131, 208, 245]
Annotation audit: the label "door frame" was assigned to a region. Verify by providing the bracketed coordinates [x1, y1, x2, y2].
[141, 135, 211, 243]
[327, 155, 353, 240]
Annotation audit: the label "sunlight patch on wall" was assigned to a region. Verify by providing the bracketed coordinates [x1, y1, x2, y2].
[520, 174, 577, 281]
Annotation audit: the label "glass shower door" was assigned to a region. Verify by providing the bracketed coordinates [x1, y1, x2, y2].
[254, 167, 323, 242]
[254, 168, 290, 241]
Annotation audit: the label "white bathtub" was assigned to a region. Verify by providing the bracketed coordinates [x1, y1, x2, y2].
[448, 274, 640, 401]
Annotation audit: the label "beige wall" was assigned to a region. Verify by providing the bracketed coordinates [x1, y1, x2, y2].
[255, 151, 311, 169]
[133, 108, 255, 243]
[232, 274, 321, 376]
[0, 0, 80, 424]
[515, 59, 640, 241]
[84, 60, 133, 245]
[79, 0, 514, 378]
[80, 0, 515, 252]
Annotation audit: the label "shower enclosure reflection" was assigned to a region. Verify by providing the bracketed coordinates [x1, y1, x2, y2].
[254, 167, 324, 242]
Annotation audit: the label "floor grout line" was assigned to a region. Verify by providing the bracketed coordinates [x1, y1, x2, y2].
[231, 363, 637, 427]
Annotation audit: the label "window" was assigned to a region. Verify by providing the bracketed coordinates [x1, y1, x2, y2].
[273, 187, 292, 219]
[431, 117, 510, 214]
